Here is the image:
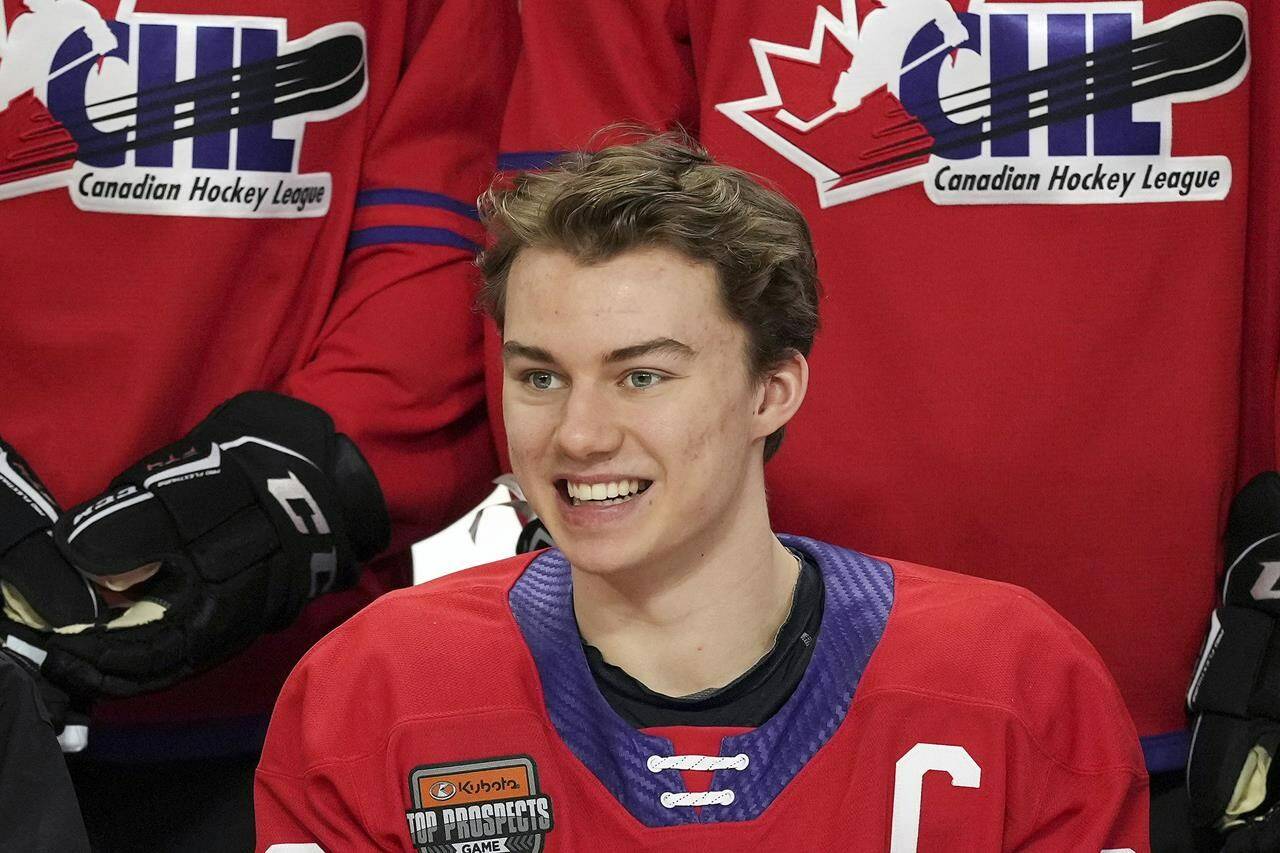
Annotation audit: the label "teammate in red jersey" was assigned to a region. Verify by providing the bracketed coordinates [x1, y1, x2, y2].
[0, 0, 516, 847]
[494, 2, 1279, 846]
[257, 135, 1149, 852]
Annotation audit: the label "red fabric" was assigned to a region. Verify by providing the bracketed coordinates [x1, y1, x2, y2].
[256, 554, 1149, 851]
[492, 0, 1275, 744]
[1240, 0, 1280, 480]
[0, 0, 516, 727]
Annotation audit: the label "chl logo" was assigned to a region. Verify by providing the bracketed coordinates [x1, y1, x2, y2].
[0, 0, 366, 217]
[717, 0, 1248, 207]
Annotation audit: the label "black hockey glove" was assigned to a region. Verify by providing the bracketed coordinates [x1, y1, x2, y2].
[1186, 472, 1280, 840]
[1221, 802, 1280, 852]
[0, 438, 98, 750]
[12, 392, 389, 698]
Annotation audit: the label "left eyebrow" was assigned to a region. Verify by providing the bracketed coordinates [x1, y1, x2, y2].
[603, 337, 696, 364]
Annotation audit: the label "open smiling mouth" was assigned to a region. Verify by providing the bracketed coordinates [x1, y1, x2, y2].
[557, 479, 654, 507]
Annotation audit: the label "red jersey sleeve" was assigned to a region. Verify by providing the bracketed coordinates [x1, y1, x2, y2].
[282, 0, 519, 552]
[991, 589, 1151, 852]
[254, 593, 400, 851]
[255, 768, 370, 853]
[254, 656, 382, 851]
[1009, 763, 1149, 852]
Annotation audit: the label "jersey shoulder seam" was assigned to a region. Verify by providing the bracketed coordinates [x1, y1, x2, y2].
[890, 568, 1120, 681]
[294, 577, 516, 666]
[262, 705, 549, 778]
[850, 683, 1146, 777]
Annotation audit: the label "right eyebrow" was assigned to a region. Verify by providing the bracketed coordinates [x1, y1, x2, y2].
[502, 341, 558, 364]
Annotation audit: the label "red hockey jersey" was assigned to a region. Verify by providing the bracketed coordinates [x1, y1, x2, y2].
[0, 0, 514, 746]
[256, 538, 1149, 852]
[492, 0, 1280, 771]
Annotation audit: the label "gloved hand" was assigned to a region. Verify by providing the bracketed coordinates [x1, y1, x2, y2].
[1221, 802, 1280, 852]
[0, 438, 97, 750]
[3, 391, 390, 698]
[1186, 472, 1280, 841]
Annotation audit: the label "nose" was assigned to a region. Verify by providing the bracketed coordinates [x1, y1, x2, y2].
[555, 382, 624, 461]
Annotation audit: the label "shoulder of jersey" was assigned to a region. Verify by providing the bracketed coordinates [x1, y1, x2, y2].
[866, 558, 1142, 768]
[274, 552, 544, 749]
[313, 550, 535, 660]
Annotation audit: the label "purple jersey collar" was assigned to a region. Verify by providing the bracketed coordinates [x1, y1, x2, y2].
[508, 535, 894, 826]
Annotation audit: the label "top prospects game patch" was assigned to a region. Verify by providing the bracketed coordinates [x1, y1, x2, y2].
[406, 755, 555, 853]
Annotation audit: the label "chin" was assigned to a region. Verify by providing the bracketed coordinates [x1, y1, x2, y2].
[549, 533, 649, 578]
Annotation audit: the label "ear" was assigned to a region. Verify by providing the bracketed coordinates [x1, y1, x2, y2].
[751, 351, 808, 443]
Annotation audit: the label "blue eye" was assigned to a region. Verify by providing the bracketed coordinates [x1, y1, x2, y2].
[626, 371, 662, 389]
[526, 371, 563, 391]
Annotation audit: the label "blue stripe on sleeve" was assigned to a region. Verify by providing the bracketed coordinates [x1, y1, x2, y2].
[498, 151, 568, 171]
[347, 226, 480, 253]
[1141, 729, 1190, 774]
[355, 188, 479, 220]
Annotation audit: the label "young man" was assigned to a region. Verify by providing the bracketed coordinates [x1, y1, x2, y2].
[256, 136, 1150, 851]
[495, 5, 1278, 847]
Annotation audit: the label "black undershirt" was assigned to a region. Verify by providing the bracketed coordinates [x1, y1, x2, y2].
[582, 550, 825, 728]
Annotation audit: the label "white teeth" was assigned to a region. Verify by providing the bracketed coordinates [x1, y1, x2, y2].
[566, 479, 650, 503]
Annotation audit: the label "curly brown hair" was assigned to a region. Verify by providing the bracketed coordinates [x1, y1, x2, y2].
[476, 131, 820, 460]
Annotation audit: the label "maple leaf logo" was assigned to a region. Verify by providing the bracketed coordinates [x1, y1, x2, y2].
[0, 0, 129, 188]
[717, 0, 970, 207]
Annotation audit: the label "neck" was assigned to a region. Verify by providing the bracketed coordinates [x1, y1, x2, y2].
[571, 484, 800, 698]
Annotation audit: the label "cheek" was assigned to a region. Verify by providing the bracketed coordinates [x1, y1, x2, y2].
[662, 385, 754, 471]
[502, 398, 552, 473]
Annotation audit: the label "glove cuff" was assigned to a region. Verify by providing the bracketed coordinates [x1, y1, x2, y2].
[329, 434, 390, 563]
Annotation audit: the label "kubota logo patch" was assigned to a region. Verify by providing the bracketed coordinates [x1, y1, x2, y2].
[405, 755, 554, 853]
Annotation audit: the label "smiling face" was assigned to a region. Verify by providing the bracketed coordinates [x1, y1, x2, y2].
[502, 246, 784, 578]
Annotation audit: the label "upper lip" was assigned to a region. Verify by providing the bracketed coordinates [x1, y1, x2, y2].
[555, 474, 650, 485]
